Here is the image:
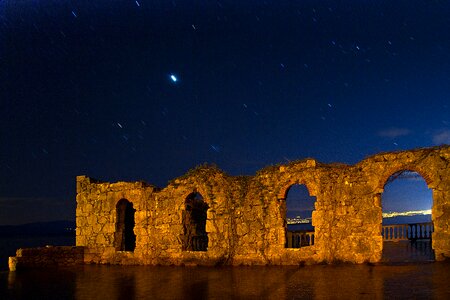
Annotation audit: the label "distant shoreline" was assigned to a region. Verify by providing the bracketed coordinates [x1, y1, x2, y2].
[0, 220, 75, 238]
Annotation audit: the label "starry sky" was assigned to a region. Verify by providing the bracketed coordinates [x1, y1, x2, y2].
[1, 1, 449, 225]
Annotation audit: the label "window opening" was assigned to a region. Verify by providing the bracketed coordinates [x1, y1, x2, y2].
[115, 199, 136, 251]
[285, 184, 316, 248]
[381, 170, 433, 262]
[183, 192, 208, 251]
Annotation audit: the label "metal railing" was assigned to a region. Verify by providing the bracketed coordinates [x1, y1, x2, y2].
[286, 231, 314, 248]
[382, 222, 433, 241]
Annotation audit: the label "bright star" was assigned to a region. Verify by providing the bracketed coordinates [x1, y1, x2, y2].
[210, 145, 220, 152]
[170, 74, 177, 82]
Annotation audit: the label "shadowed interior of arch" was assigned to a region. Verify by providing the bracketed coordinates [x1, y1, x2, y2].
[115, 199, 136, 252]
[381, 170, 434, 262]
[183, 192, 209, 251]
[285, 184, 316, 248]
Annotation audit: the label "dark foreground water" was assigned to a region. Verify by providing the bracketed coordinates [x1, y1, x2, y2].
[2, 262, 450, 299]
[0, 235, 446, 299]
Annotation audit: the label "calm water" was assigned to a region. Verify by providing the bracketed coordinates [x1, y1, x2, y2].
[1, 235, 447, 299]
[2, 262, 450, 299]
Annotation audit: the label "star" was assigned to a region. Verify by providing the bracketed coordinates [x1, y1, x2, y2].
[210, 145, 220, 152]
[170, 74, 178, 82]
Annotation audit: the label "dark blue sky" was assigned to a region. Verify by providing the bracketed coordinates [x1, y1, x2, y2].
[1, 1, 448, 224]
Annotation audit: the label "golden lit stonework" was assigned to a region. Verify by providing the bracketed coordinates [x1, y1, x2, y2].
[9, 145, 450, 269]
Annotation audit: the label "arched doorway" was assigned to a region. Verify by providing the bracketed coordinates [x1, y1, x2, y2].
[285, 184, 316, 248]
[381, 170, 434, 262]
[183, 192, 209, 251]
[115, 199, 136, 251]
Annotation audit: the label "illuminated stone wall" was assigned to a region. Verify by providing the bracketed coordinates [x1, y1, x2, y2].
[75, 145, 450, 265]
[9, 246, 84, 271]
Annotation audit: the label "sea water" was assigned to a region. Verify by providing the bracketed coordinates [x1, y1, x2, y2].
[2, 262, 450, 299]
[0, 232, 445, 299]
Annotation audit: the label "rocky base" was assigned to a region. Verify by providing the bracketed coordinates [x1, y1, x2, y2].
[9, 246, 84, 271]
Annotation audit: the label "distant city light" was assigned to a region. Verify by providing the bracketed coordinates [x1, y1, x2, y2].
[170, 74, 178, 82]
[382, 209, 431, 218]
[287, 209, 432, 225]
[287, 216, 312, 225]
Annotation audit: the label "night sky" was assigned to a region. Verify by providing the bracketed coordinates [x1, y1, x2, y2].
[1, 1, 449, 225]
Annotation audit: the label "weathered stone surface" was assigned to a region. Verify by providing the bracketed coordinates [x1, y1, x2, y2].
[9, 246, 84, 270]
[72, 145, 450, 266]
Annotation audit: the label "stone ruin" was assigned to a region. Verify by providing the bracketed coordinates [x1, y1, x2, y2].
[9, 146, 450, 269]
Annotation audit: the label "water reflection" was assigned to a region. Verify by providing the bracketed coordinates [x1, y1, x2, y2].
[3, 262, 450, 299]
[382, 240, 435, 263]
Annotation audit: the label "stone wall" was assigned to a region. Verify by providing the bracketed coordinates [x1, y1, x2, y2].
[75, 146, 450, 265]
[9, 246, 84, 271]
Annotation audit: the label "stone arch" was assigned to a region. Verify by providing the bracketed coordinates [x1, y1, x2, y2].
[365, 163, 436, 217]
[114, 198, 136, 251]
[175, 165, 227, 207]
[180, 186, 211, 207]
[377, 165, 434, 193]
[278, 179, 318, 249]
[182, 191, 209, 251]
[379, 168, 434, 215]
[376, 167, 435, 223]
[277, 179, 318, 200]
[378, 168, 435, 261]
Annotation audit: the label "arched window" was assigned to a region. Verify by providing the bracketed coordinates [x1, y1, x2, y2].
[381, 170, 433, 262]
[183, 192, 208, 251]
[115, 199, 136, 251]
[285, 184, 316, 248]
